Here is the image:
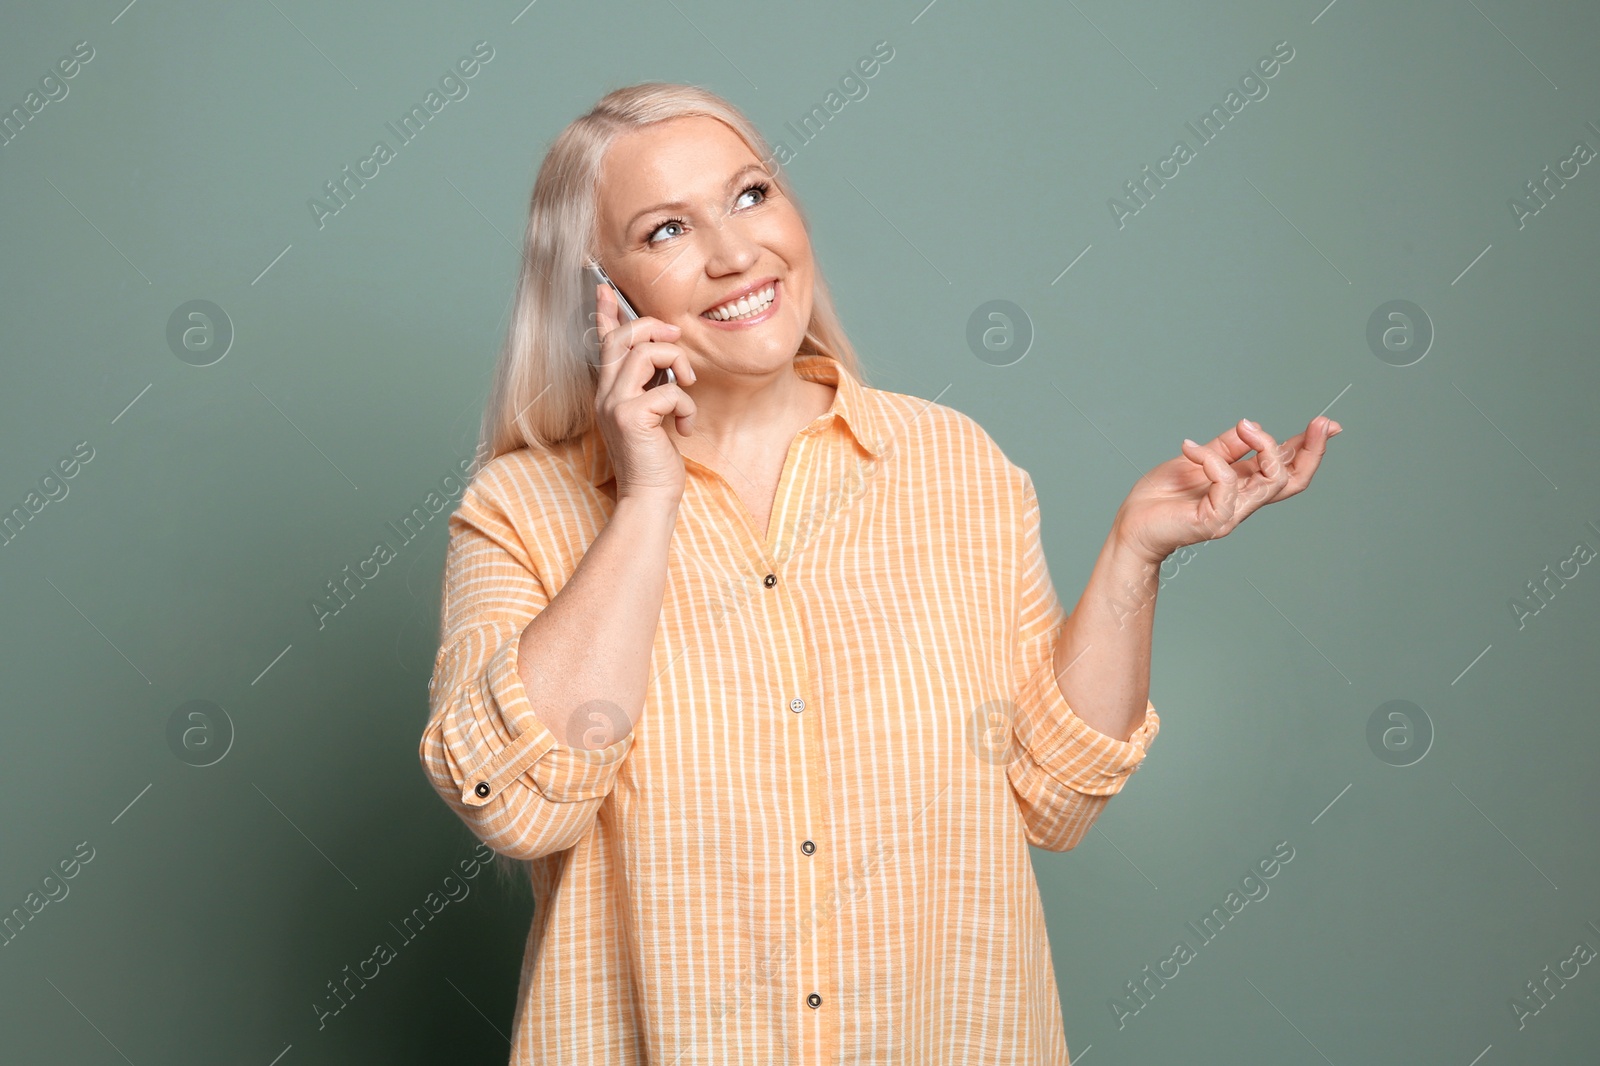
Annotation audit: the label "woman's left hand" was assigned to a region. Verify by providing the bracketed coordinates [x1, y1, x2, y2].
[1112, 415, 1344, 565]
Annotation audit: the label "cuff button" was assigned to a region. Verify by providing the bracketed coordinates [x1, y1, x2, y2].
[474, 782, 490, 798]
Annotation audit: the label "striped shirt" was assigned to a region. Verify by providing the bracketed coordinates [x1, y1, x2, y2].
[419, 351, 1160, 1064]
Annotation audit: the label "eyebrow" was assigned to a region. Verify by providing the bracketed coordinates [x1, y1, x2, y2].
[623, 162, 772, 236]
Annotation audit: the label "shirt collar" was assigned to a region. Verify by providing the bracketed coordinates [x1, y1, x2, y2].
[579, 353, 887, 489]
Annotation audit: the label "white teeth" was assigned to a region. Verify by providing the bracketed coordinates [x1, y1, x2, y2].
[704, 284, 775, 321]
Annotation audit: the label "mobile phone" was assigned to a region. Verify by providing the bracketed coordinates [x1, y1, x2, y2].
[582, 262, 675, 389]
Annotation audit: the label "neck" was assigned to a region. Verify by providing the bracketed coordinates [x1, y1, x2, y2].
[666, 358, 814, 456]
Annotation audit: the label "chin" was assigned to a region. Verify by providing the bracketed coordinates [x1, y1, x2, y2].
[705, 329, 807, 372]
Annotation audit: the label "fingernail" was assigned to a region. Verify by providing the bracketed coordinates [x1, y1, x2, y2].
[1241, 418, 1258, 430]
[1183, 438, 1197, 448]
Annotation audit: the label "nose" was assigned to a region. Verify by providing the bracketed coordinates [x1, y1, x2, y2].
[701, 210, 760, 276]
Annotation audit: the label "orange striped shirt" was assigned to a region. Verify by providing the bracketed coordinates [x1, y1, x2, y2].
[420, 351, 1160, 1064]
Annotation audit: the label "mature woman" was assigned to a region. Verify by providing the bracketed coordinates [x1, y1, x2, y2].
[419, 82, 1340, 1065]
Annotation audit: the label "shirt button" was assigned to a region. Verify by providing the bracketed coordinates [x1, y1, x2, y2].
[806, 992, 822, 1009]
[763, 573, 777, 588]
[473, 782, 490, 798]
[801, 840, 815, 856]
[789, 697, 805, 713]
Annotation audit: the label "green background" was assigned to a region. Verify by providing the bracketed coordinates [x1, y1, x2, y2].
[3, 0, 1598, 1061]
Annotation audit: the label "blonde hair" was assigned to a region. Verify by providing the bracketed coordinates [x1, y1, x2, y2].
[474, 81, 867, 473]
[472, 83, 868, 894]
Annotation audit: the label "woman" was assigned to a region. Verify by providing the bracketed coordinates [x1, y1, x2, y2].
[419, 82, 1340, 1064]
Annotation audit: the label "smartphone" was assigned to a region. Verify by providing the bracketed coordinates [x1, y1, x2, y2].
[582, 262, 675, 389]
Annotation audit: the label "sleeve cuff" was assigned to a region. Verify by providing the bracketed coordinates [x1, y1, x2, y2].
[457, 623, 635, 809]
[1016, 657, 1159, 796]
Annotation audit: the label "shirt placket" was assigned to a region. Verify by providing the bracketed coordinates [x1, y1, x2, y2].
[771, 439, 835, 1066]
[687, 428, 838, 1065]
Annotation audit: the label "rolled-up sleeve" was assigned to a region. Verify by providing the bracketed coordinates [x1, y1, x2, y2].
[419, 472, 634, 862]
[1005, 470, 1160, 853]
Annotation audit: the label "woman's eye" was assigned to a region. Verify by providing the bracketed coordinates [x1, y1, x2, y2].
[645, 184, 769, 246]
[647, 219, 686, 245]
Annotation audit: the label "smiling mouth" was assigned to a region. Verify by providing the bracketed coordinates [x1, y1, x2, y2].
[701, 282, 778, 322]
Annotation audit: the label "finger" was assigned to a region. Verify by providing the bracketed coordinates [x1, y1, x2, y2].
[1236, 419, 1287, 488]
[609, 289, 694, 386]
[599, 316, 682, 389]
[593, 284, 622, 390]
[624, 378, 696, 436]
[1212, 418, 1280, 472]
[1180, 437, 1240, 534]
[661, 329, 696, 386]
[1199, 423, 1257, 465]
[617, 338, 692, 394]
[1281, 416, 1340, 494]
[1269, 414, 1340, 474]
[595, 282, 617, 338]
[1299, 415, 1343, 449]
[1255, 416, 1340, 503]
[1214, 420, 1292, 518]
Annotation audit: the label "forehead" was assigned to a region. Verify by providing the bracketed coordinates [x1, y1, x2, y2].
[597, 115, 758, 216]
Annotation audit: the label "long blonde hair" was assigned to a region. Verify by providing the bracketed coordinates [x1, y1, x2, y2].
[474, 82, 867, 472]
[471, 83, 868, 894]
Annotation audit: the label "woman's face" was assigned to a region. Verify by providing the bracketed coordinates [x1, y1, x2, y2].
[594, 115, 813, 381]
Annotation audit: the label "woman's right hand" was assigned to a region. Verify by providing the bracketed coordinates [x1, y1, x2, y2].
[592, 282, 698, 504]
